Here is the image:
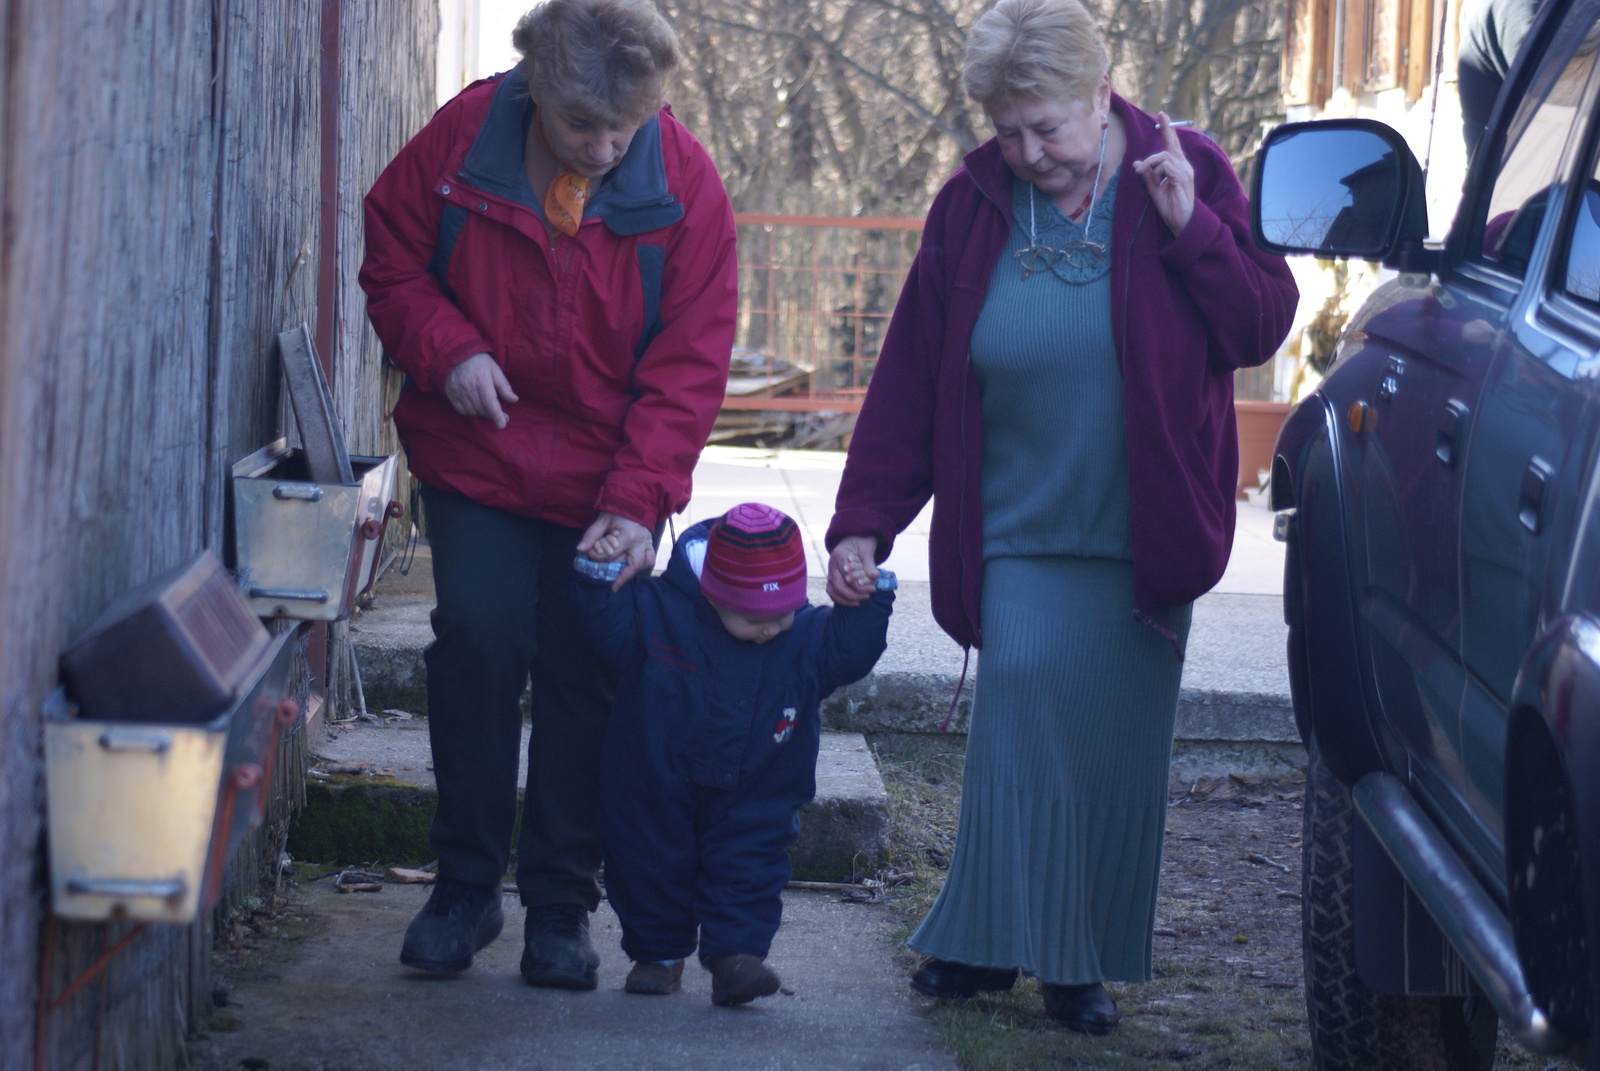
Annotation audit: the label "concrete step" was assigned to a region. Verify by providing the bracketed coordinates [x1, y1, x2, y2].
[288, 722, 888, 883]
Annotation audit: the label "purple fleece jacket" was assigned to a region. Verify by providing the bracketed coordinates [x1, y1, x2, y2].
[825, 94, 1298, 651]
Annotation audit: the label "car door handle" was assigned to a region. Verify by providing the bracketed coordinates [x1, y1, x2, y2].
[1436, 400, 1469, 465]
[1519, 458, 1554, 533]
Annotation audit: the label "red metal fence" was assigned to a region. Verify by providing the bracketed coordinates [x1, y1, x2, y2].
[727, 213, 923, 414]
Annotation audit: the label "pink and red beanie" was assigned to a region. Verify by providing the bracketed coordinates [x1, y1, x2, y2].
[699, 503, 807, 618]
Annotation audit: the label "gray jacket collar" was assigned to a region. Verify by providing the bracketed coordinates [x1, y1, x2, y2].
[458, 69, 686, 236]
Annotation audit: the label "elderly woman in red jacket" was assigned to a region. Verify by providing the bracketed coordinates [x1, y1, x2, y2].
[826, 0, 1295, 1033]
[360, 0, 736, 988]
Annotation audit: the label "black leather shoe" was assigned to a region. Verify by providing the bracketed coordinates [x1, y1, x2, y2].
[1042, 981, 1119, 1035]
[520, 903, 600, 989]
[909, 958, 1019, 999]
[399, 878, 504, 973]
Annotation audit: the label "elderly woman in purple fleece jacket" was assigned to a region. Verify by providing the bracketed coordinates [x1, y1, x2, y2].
[824, 0, 1296, 1034]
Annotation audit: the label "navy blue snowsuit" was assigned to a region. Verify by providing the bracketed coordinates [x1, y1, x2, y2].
[572, 519, 894, 964]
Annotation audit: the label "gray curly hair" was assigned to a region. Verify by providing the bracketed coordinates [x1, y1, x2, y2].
[962, 0, 1109, 108]
[513, 0, 680, 127]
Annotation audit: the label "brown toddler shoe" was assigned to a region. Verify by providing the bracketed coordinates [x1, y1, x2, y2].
[625, 959, 685, 994]
[707, 953, 782, 1006]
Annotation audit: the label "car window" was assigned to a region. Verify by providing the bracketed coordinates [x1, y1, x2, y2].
[1476, 13, 1600, 277]
[1566, 183, 1600, 302]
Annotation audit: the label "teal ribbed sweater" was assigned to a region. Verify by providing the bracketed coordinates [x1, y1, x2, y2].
[969, 174, 1131, 562]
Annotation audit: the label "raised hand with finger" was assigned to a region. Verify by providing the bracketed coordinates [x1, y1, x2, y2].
[1131, 111, 1196, 236]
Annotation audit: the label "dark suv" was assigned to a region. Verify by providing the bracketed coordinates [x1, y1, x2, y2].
[1251, 1, 1600, 1067]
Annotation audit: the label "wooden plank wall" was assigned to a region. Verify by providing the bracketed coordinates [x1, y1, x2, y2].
[336, 1, 439, 459]
[0, 1, 435, 1067]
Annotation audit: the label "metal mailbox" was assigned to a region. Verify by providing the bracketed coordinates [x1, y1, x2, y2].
[231, 439, 403, 620]
[44, 628, 302, 923]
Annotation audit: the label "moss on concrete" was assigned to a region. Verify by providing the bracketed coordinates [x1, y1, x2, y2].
[289, 780, 872, 882]
[790, 798, 889, 882]
[288, 781, 438, 865]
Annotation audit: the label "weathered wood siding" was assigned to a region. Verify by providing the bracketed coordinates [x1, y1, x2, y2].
[336, 1, 439, 458]
[0, 1, 435, 1067]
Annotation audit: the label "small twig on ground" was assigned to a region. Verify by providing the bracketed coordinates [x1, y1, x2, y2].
[1244, 852, 1292, 873]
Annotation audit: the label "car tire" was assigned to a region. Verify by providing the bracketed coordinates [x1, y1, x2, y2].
[1303, 746, 1499, 1070]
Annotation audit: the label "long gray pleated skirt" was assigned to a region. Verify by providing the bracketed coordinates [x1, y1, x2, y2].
[908, 555, 1192, 984]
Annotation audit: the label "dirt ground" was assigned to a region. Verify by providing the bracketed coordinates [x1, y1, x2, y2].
[876, 753, 1583, 1071]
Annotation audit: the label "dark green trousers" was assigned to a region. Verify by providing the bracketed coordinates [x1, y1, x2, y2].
[421, 484, 617, 908]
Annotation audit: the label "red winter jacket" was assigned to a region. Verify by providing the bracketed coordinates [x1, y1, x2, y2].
[360, 71, 737, 530]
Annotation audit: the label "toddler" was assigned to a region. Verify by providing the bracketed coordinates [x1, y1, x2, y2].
[572, 502, 895, 1004]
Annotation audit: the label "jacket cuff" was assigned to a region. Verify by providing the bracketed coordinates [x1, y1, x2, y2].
[824, 508, 899, 562]
[594, 481, 661, 531]
[1157, 198, 1225, 272]
[423, 338, 494, 394]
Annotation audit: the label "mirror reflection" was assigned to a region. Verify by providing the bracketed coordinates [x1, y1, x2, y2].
[1259, 129, 1401, 255]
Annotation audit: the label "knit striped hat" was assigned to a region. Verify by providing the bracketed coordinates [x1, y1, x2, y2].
[699, 503, 807, 618]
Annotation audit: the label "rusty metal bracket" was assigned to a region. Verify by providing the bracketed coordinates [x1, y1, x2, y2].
[35, 915, 149, 1071]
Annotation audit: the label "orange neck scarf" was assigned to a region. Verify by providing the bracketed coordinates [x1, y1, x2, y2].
[536, 111, 590, 238]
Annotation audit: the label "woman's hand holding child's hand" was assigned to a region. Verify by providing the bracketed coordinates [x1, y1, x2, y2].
[578, 512, 655, 591]
[827, 535, 880, 607]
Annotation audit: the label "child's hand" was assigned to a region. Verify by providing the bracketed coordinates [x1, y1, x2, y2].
[587, 530, 625, 561]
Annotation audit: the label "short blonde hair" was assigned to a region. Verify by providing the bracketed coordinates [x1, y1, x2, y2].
[962, 0, 1109, 109]
[513, 0, 680, 127]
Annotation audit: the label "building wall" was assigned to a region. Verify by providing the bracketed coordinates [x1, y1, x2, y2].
[0, 1, 434, 1067]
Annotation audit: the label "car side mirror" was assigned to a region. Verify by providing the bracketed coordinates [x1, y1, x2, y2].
[1251, 119, 1429, 267]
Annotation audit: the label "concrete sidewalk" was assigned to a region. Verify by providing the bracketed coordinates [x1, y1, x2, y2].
[190, 881, 957, 1071]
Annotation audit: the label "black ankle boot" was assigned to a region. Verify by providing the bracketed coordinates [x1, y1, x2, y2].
[399, 878, 504, 973]
[909, 958, 1020, 999]
[1042, 981, 1119, 1034]
[520, 903, 600, 989]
